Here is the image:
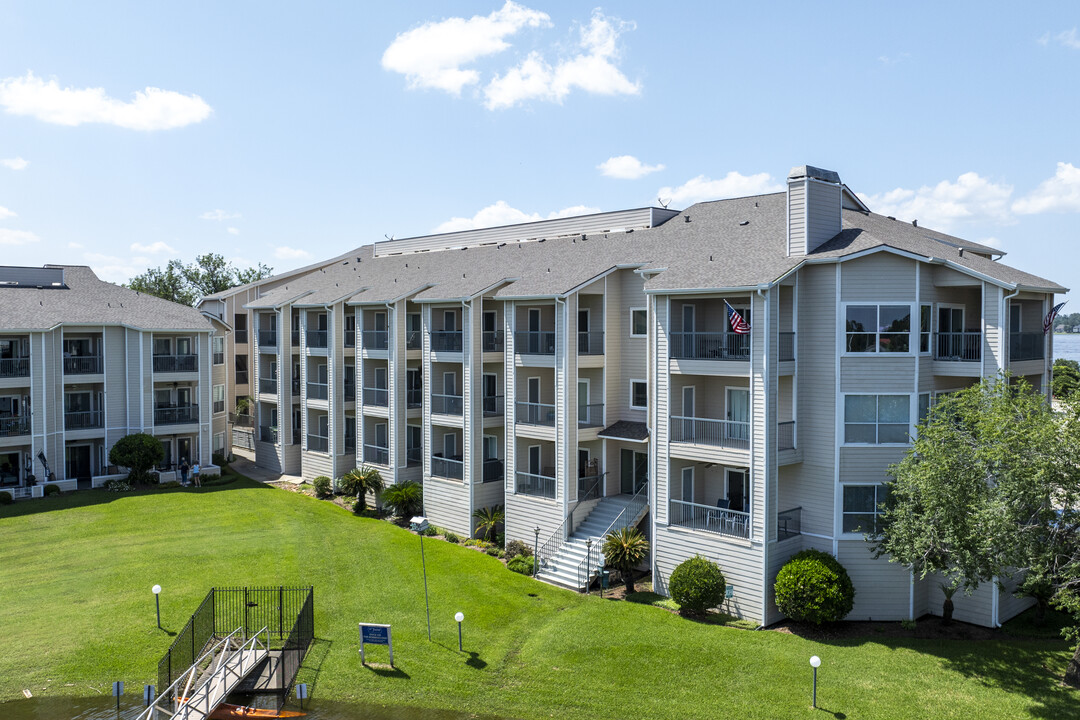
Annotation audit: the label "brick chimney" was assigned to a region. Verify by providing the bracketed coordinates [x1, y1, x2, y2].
[787, 165, 842, 256]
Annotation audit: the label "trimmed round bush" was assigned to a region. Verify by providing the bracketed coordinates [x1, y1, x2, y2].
[311, 476, 332, 498]
[43, 483, 61, 497]
[507, 555, 534, 575]
[668, 555, 726, 616]
[774, 549, 855, 624]
[0, 491, 12, 505]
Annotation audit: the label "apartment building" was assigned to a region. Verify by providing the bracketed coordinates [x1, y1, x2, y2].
[0, 265, 227, 497]
[200, 165, 1065, 627]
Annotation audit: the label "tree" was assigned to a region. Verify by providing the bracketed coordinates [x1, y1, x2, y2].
[602, 527, 650, 593]
[472, 504, 505, 543]
[109, 433, 165, 484]
[774, 549, 856, 624]
[126, 253, 272, 306]
[381, 480, 423, 519]
[871, 376, 1080, 686]
[1053, 359, 1080, 399]
[668, 555, 726, 616]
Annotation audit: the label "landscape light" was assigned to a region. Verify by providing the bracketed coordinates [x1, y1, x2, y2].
[809, 655, 821, 708]
[152, 584, 162, 629]
[455, 611, 464, 651]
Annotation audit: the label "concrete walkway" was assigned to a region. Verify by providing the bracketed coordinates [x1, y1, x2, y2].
[229, 448, 303, 485]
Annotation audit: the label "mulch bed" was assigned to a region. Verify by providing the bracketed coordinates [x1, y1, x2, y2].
[772, 615, 999, 642]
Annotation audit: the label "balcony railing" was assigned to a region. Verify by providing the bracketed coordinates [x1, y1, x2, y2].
[516, 471, 556, 499]
[364, 444, 389, 465]
[0, 416, 31, 437]
[406, 330, 422, 350]
[779, 332, 795, 362]
[344, 330, 356, 348]
[291, 330, 301, 346]
[344, 383, 356, 402]
[292, 428, 301, 445]
[578, 471, 604, 501]
[430, 331, 463, 353]
[0, 357, 29, 378]
[230, 412, 253, 428]
[64, 355, 103, 374]
[778, 421, 795, 451]
[483, 458, 504, 483]
[483, 331, 503, 353]
[934, 332, 981, 361]
[153, 354, 197, 373]
[154, 405, 199, 426]
[260, 377, 278, 395]
[362, 330, 388, 350]
[482, 395, 504, 416]
[516, 401, 555, 426]
[778, 506, 802, 541]
[431, 393, 464, 415]
[669, 416, 751, 450]
[669, 333, 750, 360]
[431, 455, 464, 480]
[307, 434, 329, 453]
[292, 378, 301, 394]
[515, 331, 555, 355]
[364, 387, 388, 406]
[258, 330, 278, 347]
[64, 410, 103, 430]
[578, 403, 604, 427]
[407, 389, 422, 408]
[578, 331, 604, 355]
[669, 499, 750, 539]
[406, 446, 421, 466]
[307, 382, 328, 400]
[345, 436, 355, 452]
[260, 426, 278, 444]
[306, 330, 328, 348]
[236, 370, 249, 385]
[1010, 332, 1045, 361]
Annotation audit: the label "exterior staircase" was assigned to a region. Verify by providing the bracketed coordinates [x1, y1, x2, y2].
[536, 493, 649, 591]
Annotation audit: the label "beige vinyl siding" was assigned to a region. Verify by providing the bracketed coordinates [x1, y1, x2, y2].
[787, 182, 806, 256]
[840, 252, 916, 302]
[474, 479, 505, 524]
[617, 270, 647, 424]
[505, 492, 563, 546]
[838, 541, 911, 620]
[839, 357, 916, 392]
[983, 284, 1002, 372]
[503, 302, 516, 499]
[765, 536, 805, 624]
[838, 446, 908, 485]
[997, 574, 1036, 623]
[603, 276, 624, 421]
[924, 571, 994, 626]
[750, 290, 770, 546]
[424, 476, 472, 537]
[301, 448, 334, 482]
[653, 296, 670, 524]
[805, 181, 841, 253]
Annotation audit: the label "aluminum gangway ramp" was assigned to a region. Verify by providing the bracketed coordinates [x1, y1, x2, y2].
[139, 627, 270, 720]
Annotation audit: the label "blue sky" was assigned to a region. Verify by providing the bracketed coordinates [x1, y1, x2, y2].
[0, 1, 1077, 297]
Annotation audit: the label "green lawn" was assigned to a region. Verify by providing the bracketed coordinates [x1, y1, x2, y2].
[0, 478, 1075, 719]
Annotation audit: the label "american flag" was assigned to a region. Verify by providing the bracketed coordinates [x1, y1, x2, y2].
[725, 300, 751, 335]
[1044, 301, 1067, 334]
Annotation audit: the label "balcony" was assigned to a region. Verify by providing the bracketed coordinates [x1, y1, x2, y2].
[154, 405, 199, 426]
[363, 387, 388, 407]
[1011, 332, 1045, 361]
[291, 330, 301, 346]
[259, 377, 278, 395]
[307, 434, 329, 453]
[64, 410, 103, 431]
[779, 332, 796, 362]
[344, 330, 356, 348]
[934, 332, 981, 361]
[515, 471, 556, 499]
[406, 331, 422, 350]
[669, 333, 750, 361]
[406, 446, 421, 466]
[407, 389, 422, 408]
[344, 382, 356, 402]
[578, 331, 604, 355]
[483, 458, 504, 482]
[292, 378, 301, 394]
[669, 499, 750, 539]
[307, 382, 328, 400]
[260, 426, 278, 444]
[153, 355, 197, 373]
[578, 403, 604, 428]
[306, 330, 328, 349]
[345, 435, 356, 452]
[669, 416, 750, 450]
[578, 471, 603, 501]
[430, 331, 463, 353]
[230, 412, 253, 428]
[778, 421, 795, 451]
[431, 393, 463, 415]
[258, 330, 278, 347]
[432, 455, 464, 480]
[482, 395, 504, 416]
[362, 330, 388, 350]
[64, 355, 103, 375]
[365, 444, 389, 465]
[0, 357, 29, 378]
[515, 331, 555, 355]
[483, 331, 503, 353]
[0, 416, 31, 437]
[292, 428, 301, 445]
[516, 401, 555, 426]
[778, 506, 802, 541]
[236, 370, 249, 385]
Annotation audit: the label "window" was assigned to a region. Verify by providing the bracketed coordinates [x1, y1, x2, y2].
[919, 304, 931, 354]
[843, 484, 890, 533]
[213, 432, 225, 454]
[234, 314, 247, 343]
[844, 394, 909, 444]
[630, 380, 647, 410]
[630, 308, 647, 337]
[845, 304, 911, 353]
[212, 336, 225, 365]
[213, 384, 225, 414]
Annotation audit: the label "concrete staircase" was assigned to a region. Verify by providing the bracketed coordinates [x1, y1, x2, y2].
[536, 495, 648, 591]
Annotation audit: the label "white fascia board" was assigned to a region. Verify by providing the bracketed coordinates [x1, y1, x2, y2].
[347, 284, 433, 306]
[243, 289, 314, 310]
[560, 266, 628, 298]
[841, 184, 870, 212]
[643, 284, 762, 296]
[293, 286, 369, 308]
[201, 311, 233, 332]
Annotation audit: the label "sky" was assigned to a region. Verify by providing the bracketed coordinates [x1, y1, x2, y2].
[0, 1, 1077, 297]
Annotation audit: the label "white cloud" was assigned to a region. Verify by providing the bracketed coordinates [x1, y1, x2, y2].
[0, 205, 15, 220]
[0, 72, 211, 131]
[1012, 162, 1080, 214]
[274, 246, 310, 260]
[979, 237, 1004, 249]
[130, 241, 176, 254]
[657, 171, 784, 206]
[83, 252, 147, 284]
[227, 227, 240, 235]
[598, 155, 664, 180]
[382, 1, 551, 94]
[1, 157, 28, 170]
[0, 228, 39, 245]
[877, 52, 910, 66]
[200, 209, 241, 221]
[1038, 28, 1080, 49]
[857, 172, 1014, 229]
[434, 200, 600, 233]
[68, 242, 83, 249]
[483, 10, 639, 109]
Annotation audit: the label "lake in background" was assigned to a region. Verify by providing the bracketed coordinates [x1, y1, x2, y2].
[1055, 333, 1080, 363]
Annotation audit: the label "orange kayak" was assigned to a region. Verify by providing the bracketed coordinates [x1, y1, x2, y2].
[209, 703, 306, 719]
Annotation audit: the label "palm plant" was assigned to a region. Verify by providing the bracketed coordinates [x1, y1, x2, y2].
[602, 527, 650, 593]
[343, 465, 384, 513]
[381, 480, 423, 519]
[940, 581, 959, 625]
[473, 504, 505, 543]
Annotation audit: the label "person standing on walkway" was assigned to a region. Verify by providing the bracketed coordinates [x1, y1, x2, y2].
[191, 461, 201, 487]
[180, 458, 190, 486]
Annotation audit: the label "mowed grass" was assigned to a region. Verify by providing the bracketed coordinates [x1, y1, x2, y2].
[0, 479, 1075, 719]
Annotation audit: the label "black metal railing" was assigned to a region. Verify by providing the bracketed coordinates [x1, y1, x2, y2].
[259, 330, 278, 347]
[482, 394, 504, 416]
[515, 330, 555, 355]
[235, 329, 248, 344]
[365, 444, 389, 465]
[260, 377, 278, 394]
[406, 330, 421, 350]
[64, 410, 103, 430]
[669, 332, 750, 360]
[260, 426, 278, 443]
[362, 330, 388, 350]
[779, 332, 795, 361]
[236, 370, 249, 385]
[291, 330, 301, 346]
[292, 428, 301, 445]
[406, 447, 421, 466]
[0, 357, 29, 378]
[517, 401, 555, 426]
[1010, 332, 1045, 361]
[407, 389, 422, 407]
[536, 474, 603, 576]
[778, 420, 795, 451]
[64, 355, 103, 374]
[430, 331, 463, 353]
[516, 471, 556, 499]
[154, 405, 198, 425]
[0, 416, 31, 437]
[307, 382, 328, 400]
[230, 412, 253, 428]
[153, 354, 198, 373]
[306, 330, 328, 348]
[483, 458, 504, 483]
[292, 378, 301, 394]
[278, 587, 315, 699]
[345, 435, 356, 452]
[482, 331, 503, 352]
[344, 330, 356, 348]
[432, 455, 464, 480]
[778, 507, 802, 541]
[431, 393, 463, 415]
[578, 403, 604, 427]
[578, 331, 604, 355]
[364, 387, 389, 406]
[157, 588, 215, 698]
[344, 382, 356, 402]
[578, 472, 603, 501]
[935, 332, 981, 361]
[307, 434, 328, 452]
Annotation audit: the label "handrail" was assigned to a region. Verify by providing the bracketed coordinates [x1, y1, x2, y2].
[576, 483, 649, 588]
[534, 474, 605, 576]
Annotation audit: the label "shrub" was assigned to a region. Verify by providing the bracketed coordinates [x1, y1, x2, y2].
[109, 433, 165, 484]
[159, 481, 183, 489]
[212, 452, 230, 467]
[602, 527, 650, 593]
[668, 555, 726, 616]
[105, 478, 132, 492]
[0, 491, 12, 505]
[421, 525, 438, 537]
[473, 505, 505, 543]
[43, 483, 61, 497]
[774, 549, 855, 624]
[382, 480, 423, 518]
[485, 546, 500, 557]
[444, 531, 461, 544]
[507, 555, 534, 575]
[464, 538, 493, 548]
[311, 476, 332, 498]
[505, 539, 532, 560]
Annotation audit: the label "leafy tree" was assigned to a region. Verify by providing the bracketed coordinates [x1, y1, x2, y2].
[871, 376, 1080, 686]
[602, 527, 650, 593]
[381, 480, 423, 518]
[1053, 359, 1080, 399]
[109, 433, 165, 484]
[774, 549, 855, 624]
[669, 555, 726, 616]
[473, 504, 505, 543]
[128, 260, 194, 306]
[126, 253, 272, 306]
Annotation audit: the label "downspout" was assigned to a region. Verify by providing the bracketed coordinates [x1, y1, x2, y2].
[386, 301, 408, 476]
[1002, 288, 1020, 373]
[757, 285, 769, 626]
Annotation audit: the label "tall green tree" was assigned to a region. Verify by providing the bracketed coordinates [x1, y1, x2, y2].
[871, 376, 1080, 686]
[126, 253, 272, 306]
[1053, 359, 1080, 399]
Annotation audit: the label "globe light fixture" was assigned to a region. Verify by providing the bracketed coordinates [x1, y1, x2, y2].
[455, 611, 465, 651]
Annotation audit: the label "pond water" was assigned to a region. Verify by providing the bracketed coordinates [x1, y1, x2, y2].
[1055, 333, 1080, 363]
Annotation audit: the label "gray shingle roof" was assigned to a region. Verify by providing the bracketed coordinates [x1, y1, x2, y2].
[0, 265, 214, 332]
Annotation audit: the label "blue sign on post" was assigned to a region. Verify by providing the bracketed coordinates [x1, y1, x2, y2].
[359, 623, 393, 666]
[725, 585, 735, 600]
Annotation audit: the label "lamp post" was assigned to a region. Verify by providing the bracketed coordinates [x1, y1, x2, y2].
[533, 526, 540, 576]
[809, 655, 821, 708]
[152, 584, 162, 629]
[585, 538, 593, 595]
[455, 611, 464, 651]
[411, 516, 432, 641]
